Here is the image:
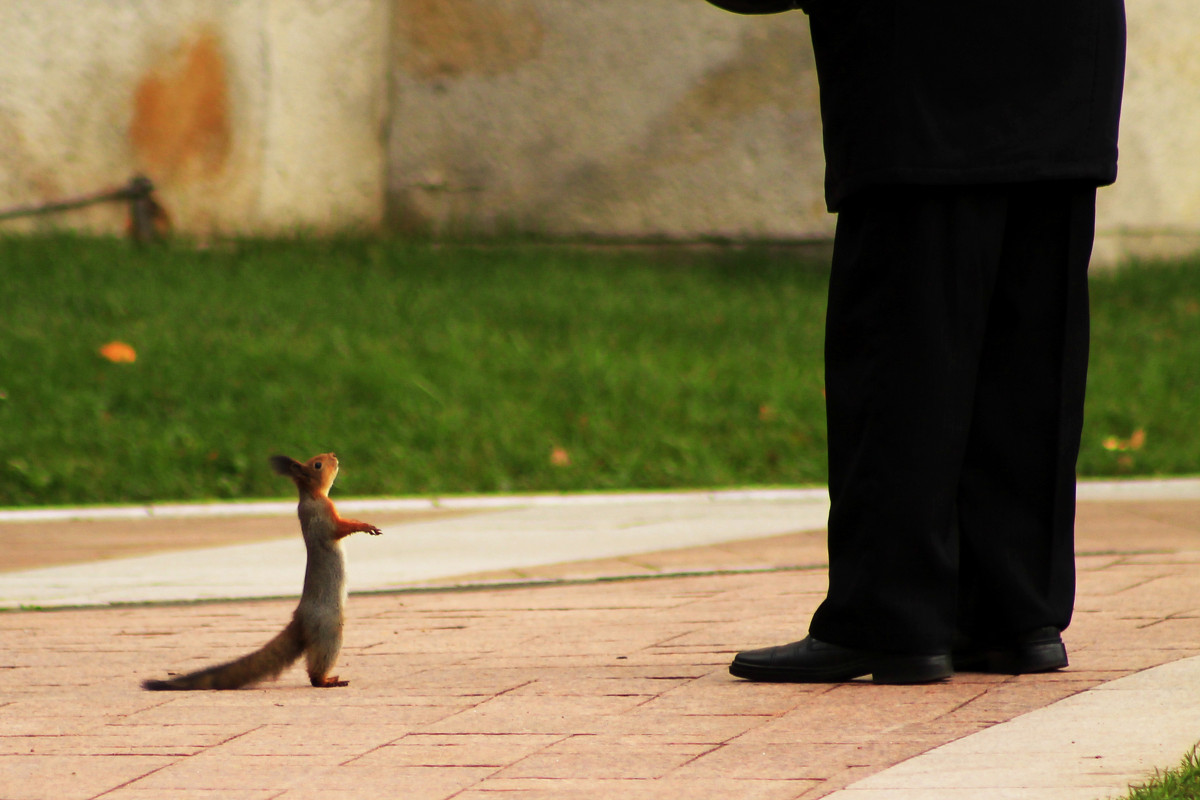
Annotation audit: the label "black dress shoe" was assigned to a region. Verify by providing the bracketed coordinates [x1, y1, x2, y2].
[952, 627, 1068, 674]
[729, 636, 953, 684]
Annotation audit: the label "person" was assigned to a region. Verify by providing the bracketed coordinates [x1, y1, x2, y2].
[706, 0, 1127, 683]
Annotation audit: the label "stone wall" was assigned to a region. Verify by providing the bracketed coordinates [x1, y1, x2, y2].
[386, 0, 828, 241]
[1094, 0, 1200, 265]
[0, 1, 1196, 265]
[0, 1, 388, 237]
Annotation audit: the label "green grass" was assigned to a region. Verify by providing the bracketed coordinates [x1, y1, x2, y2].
[0, 235, 829, 505]
[1114, 747, 1200, 800]
[1, 234, 1198, 507]
[1083, 258, 1200, 477]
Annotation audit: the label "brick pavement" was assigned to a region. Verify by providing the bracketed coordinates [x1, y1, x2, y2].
[2, 498, 1200, 799]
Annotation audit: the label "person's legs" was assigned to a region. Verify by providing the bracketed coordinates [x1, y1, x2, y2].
[808, 185, 1009, 655]
[731, 182, 1096, 683]
[955, 183, 1095, 650]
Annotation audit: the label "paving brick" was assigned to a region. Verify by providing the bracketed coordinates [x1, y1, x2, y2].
[669, 741, 880, 781]
[277, 764, 496, 799]
[418, 693, 660, 736]
[0, 724, 229, 757]
[102, 789, 280, 800]
[452, 776, 820, 800]
[345, 733, 564, 767]
[0, 753, 174, 800]
[3, 496, 1200, 800]
[124, 754, 347, 791]
[211, 723, 415, 758]
[827, 789, 1105, 800]
[496, 741, 713, 779]
[613, 711, 775, 742]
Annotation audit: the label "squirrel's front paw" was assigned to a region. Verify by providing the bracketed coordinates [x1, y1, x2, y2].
[368, 525, 383, 536]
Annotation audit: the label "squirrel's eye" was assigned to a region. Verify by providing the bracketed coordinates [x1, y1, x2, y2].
[314, 461, 322, 470]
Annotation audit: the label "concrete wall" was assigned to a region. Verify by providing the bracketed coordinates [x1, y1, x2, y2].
[387, 0, 828, 241]
[1094, 0, 1200, 265]
[1, 1, 1197, 265]
[0, 0, 388, 236]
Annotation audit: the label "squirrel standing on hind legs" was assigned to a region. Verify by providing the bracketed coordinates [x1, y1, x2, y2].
[142, 453, 382, 690]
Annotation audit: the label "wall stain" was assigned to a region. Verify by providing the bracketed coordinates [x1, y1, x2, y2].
[0, 115, 61, 204]
[395, 0, 544, 79]
[537, 24, 822, 229]
[658, 24, 818, 164]
[130, 30, 231, 182]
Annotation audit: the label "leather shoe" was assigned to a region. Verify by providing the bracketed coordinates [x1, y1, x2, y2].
[729, 636, 953, 684]
[952, 627, 1068, 674]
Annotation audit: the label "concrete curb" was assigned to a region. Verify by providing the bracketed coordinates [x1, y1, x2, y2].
[3, 476, 1198, 524]
[0, 487, 831, 524]
[827, 656, 1200, 799]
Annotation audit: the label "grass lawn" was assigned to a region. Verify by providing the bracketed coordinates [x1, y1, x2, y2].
[1, 234, 1198, 507]
[1084, 258, 1200, 477]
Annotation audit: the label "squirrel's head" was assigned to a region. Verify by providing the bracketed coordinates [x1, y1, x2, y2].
[270, 452, 339, 494]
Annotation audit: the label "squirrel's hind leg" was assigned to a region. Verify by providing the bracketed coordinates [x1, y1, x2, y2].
[305, 628, 345, 688]
[311, 674, 349, 687]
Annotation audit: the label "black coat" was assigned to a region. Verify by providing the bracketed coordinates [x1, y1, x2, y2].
[808, 1, 1126, 210]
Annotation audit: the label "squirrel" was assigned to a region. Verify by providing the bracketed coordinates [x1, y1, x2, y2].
[142, 453, 382, 690]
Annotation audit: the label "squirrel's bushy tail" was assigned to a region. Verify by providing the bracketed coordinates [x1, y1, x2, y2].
[142, 618, 305, 691]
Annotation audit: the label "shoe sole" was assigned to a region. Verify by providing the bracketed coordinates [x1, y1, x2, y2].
[729, 654, 952, 685]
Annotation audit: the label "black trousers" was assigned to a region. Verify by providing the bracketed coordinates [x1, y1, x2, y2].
[808, 182, 1097, 654]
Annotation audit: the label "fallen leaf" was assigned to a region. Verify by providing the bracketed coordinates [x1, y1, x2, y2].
[1102, 429, 1146, 452]
[99, 341, 137, 363]
[550, 446, 571, 467]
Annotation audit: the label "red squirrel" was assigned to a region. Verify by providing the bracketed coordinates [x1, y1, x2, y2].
[142, 453, 382, 690]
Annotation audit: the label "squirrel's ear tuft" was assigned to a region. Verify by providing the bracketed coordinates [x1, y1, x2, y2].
[269, 455, 299, 476]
